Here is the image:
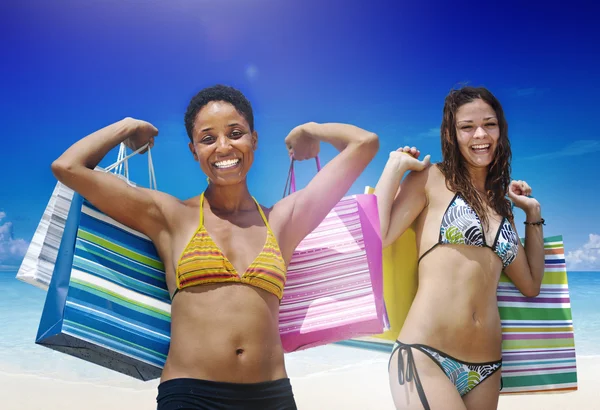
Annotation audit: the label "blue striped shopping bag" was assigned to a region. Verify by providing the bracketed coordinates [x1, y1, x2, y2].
[36, 146, 172, 381]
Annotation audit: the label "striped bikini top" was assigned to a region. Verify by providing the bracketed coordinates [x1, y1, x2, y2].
[173, 193, 287, 300]
[418, 193, 519, 268]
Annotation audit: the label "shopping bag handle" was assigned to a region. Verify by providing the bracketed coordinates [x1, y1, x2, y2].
[103, 143, 157, 190]
[282, 154, 321, 197]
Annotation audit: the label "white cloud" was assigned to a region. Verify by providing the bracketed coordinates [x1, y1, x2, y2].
[0, 212, 29, 268]
[566, 233, 600, 271]
[523, 140, 600, 161]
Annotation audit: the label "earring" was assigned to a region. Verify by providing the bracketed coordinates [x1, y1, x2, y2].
[206, 176, 211, 184]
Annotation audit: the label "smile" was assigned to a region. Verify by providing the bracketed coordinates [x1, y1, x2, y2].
[471, 144, 490, 153]
[213, 158, 240, 169]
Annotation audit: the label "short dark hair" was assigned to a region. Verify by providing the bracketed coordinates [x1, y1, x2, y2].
[184, 84, 254, 142]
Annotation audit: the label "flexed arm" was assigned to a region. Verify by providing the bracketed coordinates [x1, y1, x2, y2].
[277, 122, 379, 252]
[51, 118, 170, 240]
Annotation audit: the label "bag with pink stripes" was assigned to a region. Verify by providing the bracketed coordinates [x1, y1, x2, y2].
[278, 156, 389, 352]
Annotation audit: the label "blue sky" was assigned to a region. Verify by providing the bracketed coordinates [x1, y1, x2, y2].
[1, 0, 599, 270]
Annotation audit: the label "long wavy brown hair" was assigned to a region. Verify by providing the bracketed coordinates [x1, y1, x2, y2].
[437, 86, 514, 228]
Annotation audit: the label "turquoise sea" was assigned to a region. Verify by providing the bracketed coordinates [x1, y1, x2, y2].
[0, 270, 598, 387]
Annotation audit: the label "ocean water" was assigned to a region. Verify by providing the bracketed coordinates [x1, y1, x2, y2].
[0, 270, 598, 387]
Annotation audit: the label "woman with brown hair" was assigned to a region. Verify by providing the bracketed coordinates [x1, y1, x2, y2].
[374, 86, 545, 409]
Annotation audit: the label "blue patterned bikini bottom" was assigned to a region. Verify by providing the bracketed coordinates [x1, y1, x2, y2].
[389, 341, 502, 410]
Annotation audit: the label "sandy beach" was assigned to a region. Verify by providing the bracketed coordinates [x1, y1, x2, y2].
[3, 354, 597, 410]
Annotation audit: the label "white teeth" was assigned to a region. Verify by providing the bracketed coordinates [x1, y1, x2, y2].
[472, 144, 490, 150]
[214, 159, 240, 168]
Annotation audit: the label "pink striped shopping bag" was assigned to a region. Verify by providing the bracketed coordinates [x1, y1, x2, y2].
[278, 157, 389, 352]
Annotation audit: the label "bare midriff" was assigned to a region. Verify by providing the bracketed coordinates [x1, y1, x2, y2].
[398, 245, 504, 362]
[161, 283, 287, 384]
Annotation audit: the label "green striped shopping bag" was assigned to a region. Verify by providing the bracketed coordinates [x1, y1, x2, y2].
[498, 235, 578, 394]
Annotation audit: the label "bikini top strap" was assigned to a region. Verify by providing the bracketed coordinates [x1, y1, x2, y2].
[252, 197, 272, 232]
[200, 194, 271, 233]
[199, 192, 205, 228]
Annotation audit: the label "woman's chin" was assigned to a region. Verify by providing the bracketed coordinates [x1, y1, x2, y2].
[208, 174, 247, 186]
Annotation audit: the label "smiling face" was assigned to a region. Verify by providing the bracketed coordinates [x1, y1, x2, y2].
[438, 86, 513, 228]
[454, 98, 500, 170]
[188, 101, 257, 185]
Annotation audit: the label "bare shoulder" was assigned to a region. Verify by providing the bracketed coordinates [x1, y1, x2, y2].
[146, 190, 199, 232]
[258, 194, 299, 258]
[174, 194, 202, 217]
[260, 194, 296, 233]
[402, 162, 439, 193]
[402, 163, 446, 209]
[146, 189, 186, 213]
[422, 163, 446, 190]
[425, 162, 444, 179]
[424, 164, 456, 208]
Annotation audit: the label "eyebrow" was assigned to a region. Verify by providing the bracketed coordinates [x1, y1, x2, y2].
[200, 122, 242, 133]
[457, 116, 497, 124]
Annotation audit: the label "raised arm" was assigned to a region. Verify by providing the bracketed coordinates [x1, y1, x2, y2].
[503, 180, 545, 297]
[277, 122, 379, 251]
[51, 118, 170, 241]
[374, 148, 430, 248]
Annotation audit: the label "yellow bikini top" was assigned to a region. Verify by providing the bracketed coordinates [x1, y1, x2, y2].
[173, 193, 287, 300]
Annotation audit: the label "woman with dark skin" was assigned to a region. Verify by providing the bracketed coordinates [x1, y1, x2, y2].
[51, 85, 379, 409]
[375, 86, 545, 410]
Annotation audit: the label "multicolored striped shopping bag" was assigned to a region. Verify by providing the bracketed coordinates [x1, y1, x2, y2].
[36, 145, 170, 381]
[498, 235, 578, 394]
[278, 158, 389, 352]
